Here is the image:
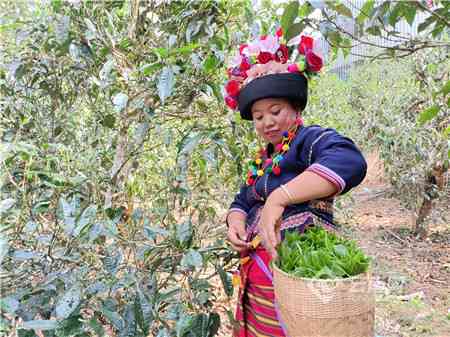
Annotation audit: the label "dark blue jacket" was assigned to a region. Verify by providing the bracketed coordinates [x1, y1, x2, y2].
[227, 125, 367, 228]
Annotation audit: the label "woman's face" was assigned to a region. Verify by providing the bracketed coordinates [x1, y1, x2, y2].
[251, 98, 299, 145]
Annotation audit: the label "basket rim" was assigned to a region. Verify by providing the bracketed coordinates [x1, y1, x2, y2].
[271, 260, 372, 283]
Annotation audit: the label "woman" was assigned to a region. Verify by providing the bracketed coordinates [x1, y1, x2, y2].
[224, 32, 367, 337]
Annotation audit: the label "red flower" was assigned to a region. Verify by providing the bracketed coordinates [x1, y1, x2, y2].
[239, 44, 248, 55]
[260, 35, 267, 40]
[257, 52, 273, 64]
[276, 27, 283, 38]
[298, 35, 314, 55]
[305, 51, 323, 72]
[275, 44, 289, 63]
[273, 166, 281, 175]
[225, 96, 238, 109]
[225, 80, 240, 97]
[240, 56, 251, 71]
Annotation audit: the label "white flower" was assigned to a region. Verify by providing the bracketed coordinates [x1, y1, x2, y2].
[228, 53, 243, 67]
[259, 35, 280, 54]
[243, 40, 261, 56]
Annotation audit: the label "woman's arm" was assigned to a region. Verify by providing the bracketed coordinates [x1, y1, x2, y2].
[259, 171, 337, 258]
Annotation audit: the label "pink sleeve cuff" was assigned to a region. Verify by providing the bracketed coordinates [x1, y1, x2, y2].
[306, 163, 346, 195]
[226, 208, 248, 227]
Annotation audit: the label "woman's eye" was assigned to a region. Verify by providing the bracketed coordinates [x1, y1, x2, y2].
[272, 110, 280, 115]
[255, 116, 263, 121]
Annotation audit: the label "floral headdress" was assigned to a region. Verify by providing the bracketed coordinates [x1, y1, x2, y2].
[224, 28, 324, 111]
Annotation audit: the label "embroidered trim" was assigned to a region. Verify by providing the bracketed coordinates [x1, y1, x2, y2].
[306, 163, 346, 194]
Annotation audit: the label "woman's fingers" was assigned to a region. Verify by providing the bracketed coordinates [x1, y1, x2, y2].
[227, 226, 251, 252]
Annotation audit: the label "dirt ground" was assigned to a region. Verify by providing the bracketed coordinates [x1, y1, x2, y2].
[215, 151, 450, 337]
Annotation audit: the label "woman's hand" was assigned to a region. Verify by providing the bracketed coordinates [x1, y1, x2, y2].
[259, 189, 287, 258]
[227, 221, 251, 253]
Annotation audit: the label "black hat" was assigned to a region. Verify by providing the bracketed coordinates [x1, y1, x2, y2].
[237, 72, 308, 120]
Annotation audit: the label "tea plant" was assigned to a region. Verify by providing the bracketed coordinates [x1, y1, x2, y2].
[277, 227, 371, 279]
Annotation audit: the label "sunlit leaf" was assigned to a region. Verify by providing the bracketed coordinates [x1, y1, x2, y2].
[281, 1, 299, 34]
[22, 320, 58, 331]
[112, 92, 128, 112]
[356, 0, 375, 24]
[417, 105, 440, 125]
[0, 198, 15, 215]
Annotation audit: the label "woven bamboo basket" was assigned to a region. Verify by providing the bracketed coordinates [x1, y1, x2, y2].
[272, 263, 375, 337]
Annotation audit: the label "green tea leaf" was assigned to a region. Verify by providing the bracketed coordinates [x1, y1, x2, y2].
[417, 105, 440, 125]
[281, 1, 299, 34]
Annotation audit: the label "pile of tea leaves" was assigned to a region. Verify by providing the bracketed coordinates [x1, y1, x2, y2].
[276, 226, 371, 279]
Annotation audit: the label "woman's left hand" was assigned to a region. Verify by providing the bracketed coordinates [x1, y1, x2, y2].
[259, 192, 286, 258]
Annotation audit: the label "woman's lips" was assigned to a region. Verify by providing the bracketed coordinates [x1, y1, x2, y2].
[265, 130, 279, 137]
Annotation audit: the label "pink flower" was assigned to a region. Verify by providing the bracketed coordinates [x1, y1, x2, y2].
[287, 63, 299, 73]
[225, 96, 238, 109]
[257, 52, 273, 64]
[305, 51, 323, 72]
[298, 35, 314, 55]
[225, 80, 240, 97]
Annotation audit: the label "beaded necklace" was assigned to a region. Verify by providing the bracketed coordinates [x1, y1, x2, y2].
[246, 117, 303, 186]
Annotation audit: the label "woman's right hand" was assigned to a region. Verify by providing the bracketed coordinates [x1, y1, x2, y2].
[227, 221, 252, 252]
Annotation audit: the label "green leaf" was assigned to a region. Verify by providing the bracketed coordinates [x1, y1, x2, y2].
[51, 0, 62, 12]
[418, 15, 436, 33]
[218, 266, 233, 297]
[176, 221, 192, 246]
[0, 237, 9, 265]
[55, 285, 81, 319]
[0, 297, 19, 314]
[299, 2, 313, 19]
[356, 0, 375, 24]
[402, 4, 417, 26]
[74, 205, 97, 237]
[101, 307, 125, 331]
[281, 1, 299, 34]
[333, 244, 348, 257]
[332, 2, 353, 18]
[203, 55, 219, 73]
[366, 25, 381, 36]
[285, 22, 305, 42]
[22, 320, 58, 331]
[388, 2, 402, 26]
[176, 313, 193, 337]
[141, 63, 163, 76]
[157, 66, 175, 105]
[417, 105, 440, 125]
[88, 314, 105, 336]
[441, 79, 450, 97]
[101, 114, 116, 129]
[180, 249, 203, 269]
[443, 126, 450, 138]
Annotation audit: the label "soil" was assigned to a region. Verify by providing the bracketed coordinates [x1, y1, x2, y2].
[215, 151, 450, 337]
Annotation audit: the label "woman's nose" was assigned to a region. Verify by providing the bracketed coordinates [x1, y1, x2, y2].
[264, 116, 275, 127]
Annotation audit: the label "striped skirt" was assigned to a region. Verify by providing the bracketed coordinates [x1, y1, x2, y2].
[233, 209, 337, 337]
[234, 247, 286, 337]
